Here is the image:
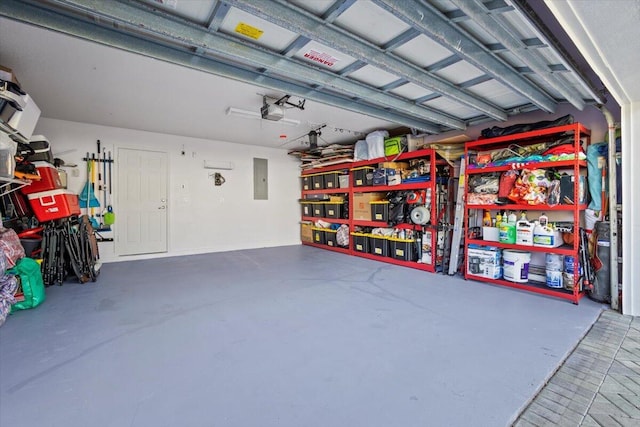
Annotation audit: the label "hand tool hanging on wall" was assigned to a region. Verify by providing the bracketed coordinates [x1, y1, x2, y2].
[103, 150, 115, 226]
[90, 152, 99, 228]
[79, 151, 100, 213]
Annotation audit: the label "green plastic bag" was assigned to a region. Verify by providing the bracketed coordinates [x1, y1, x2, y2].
[9, 257, 45, 312]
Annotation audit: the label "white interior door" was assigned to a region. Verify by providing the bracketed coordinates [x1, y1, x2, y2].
[116, 148, 168, 256]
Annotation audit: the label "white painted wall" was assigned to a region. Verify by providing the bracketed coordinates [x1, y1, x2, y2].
[33, 118, 302, 263]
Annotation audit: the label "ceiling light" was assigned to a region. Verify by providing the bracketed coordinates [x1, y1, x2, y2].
[226, 107, 300, 126]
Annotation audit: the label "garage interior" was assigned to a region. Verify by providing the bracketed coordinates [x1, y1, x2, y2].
[1, 0, 639, 426]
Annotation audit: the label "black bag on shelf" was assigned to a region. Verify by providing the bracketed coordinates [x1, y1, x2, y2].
[480, 114, 574, 138]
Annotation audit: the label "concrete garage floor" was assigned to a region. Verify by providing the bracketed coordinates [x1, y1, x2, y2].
[0, 245, 605, 427]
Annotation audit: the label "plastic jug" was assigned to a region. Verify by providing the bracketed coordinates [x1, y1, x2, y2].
[499, 222, 516, 244]
[516, 217, 534, 246]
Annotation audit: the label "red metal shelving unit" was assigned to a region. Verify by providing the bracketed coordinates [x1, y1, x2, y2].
[463, 122, 590, 304]
[299, 147, 450, 273]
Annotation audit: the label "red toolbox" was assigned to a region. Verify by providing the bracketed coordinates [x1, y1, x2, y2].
[27, 189, 80, 222]
[21, 161, 63, 195]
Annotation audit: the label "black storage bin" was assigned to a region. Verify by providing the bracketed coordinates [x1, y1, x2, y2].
[389, 238, 416, 261]
[311, 202, 325, 218]
[300, 201, 313, 217]
[312, 228, 326, 245]
[324, 202, 343, 219]
[26, 135, 54, 164]
[325, 229, 338, 247]
[311, 173, 325, 190]
[301, 175, 312, 191]
[369, 235, 389, 257]
[324, 171, 343, 189]
[370, 201, 389, 222]
[351, 233, 369, 253]
[352, 167, 375, 187]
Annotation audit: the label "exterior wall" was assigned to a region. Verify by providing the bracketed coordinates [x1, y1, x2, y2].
[622, 102, 639, 315]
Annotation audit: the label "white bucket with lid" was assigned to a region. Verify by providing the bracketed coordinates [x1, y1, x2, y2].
[503, 250, 531, 283]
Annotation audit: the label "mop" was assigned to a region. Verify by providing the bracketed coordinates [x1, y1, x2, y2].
[78, 151, 100, 220]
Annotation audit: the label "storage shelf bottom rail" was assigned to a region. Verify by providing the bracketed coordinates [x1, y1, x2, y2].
[302, 241, 351, 255]
[352, 251, 435, 272]
[465, 274, 586, 304]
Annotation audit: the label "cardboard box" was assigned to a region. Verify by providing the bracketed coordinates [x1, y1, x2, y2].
[353, 192, 385, 220]
[467, 245, 502, 279]
[482, 226, 499, 242]
[378, 161, 409, 170]
[300, 222, 313, 243]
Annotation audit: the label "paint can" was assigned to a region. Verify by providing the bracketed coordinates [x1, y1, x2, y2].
[545, 253, 564, 288]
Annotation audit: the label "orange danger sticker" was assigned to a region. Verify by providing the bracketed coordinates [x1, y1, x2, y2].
[235, 22, 264, 40]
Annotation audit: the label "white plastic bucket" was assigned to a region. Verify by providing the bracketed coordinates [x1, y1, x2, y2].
[503, 250, 531, 283]
[545, 253, 564, 288]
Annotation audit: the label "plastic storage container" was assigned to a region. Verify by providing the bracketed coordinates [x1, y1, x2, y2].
[21, 161, 63, 195]
[324, 202, 343, 219]
[352, 167, 375, 187]
[311, 202, 325, 218]
[370, 200, 390, 222]
[369, 235, 389, 257]
[351, 232, 369, 253]
[0, 132, 17, 179]
[311, 173, 324, 190]
[300, 201, 313, 217]
[389, 237, 416, 261]
[27, 135, 54, 163]
[27, 189, 80, 222]
[312, 227, 326, 245]
[325, 229, 338, 247]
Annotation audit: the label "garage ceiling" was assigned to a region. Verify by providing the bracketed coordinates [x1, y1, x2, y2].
[0, 0, 604, 149]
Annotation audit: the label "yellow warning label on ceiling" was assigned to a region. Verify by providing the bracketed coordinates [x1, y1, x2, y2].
[235, 22, 264, 40]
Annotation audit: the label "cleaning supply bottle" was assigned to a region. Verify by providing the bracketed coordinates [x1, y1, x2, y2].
[483, 210, 492, 227]
[499, 210, 517, 244]
[496, 211, 503, 227]
[516, 211, 533, 246]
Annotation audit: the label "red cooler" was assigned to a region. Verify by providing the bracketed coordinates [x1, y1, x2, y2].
[27, 189, 80, 222]
[21, 161, 63, 195]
